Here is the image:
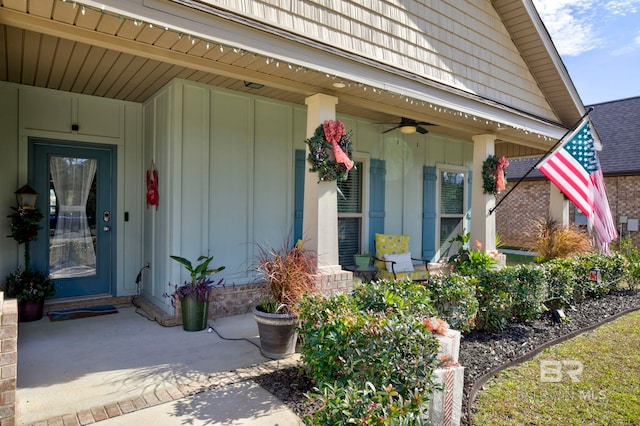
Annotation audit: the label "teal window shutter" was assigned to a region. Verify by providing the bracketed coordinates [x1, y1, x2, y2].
[422, 166, 437, 261]
[368, 159, 385, 252]
[294, 150, 305, 242]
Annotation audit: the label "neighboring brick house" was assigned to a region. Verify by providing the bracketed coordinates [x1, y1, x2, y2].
[496, 96, 640, 249]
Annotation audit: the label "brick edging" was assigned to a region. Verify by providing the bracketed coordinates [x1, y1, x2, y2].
[26, 356, 301, 425]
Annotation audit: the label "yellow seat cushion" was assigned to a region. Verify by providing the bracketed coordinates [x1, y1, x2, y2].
[374, 233, 429, 281]
[374, 233, 410, 270]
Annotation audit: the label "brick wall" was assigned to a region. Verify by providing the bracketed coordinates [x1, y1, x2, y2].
[495, 180, 549, 248]
[0, 293, 17, 426]
[496, 176, 640, 249]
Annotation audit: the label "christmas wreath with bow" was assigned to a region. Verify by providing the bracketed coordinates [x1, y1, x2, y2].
[305, 120, 355, 182]
[482, 155, 509, 195]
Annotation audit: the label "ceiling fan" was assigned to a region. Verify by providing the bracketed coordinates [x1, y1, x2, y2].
[382, 117, 433, 134]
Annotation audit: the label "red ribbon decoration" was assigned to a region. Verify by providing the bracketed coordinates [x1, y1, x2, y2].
[146, 162, 159, 210]
[494, 156, 509, 192]
[323, 120, 354, 171]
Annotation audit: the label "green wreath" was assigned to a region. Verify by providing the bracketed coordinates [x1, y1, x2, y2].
[305, 123, 354, 182]
[482, 155, 508, 195]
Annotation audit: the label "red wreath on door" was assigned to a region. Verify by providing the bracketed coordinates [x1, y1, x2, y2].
[146, 161, 159, 210]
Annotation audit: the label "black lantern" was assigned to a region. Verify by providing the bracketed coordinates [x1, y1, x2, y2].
[588, 267, 602, 285]
[15, 184, 39, 209]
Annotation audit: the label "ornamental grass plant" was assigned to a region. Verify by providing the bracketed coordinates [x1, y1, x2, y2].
[254, 239, 317, 315]
[533, 216, 592, 261]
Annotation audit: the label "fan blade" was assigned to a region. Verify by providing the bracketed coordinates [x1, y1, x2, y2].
[416, 126, 429, 134]
[382, 125, 400, 134]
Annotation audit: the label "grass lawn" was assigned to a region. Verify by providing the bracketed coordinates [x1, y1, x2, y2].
[504, 251, 536, 266]
[473, 309, 640, 425]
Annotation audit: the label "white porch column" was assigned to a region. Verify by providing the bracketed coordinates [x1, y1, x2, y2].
[470, 134, 497, 253]
[549, 183, 569, 226]
[303, 94, 341, 274]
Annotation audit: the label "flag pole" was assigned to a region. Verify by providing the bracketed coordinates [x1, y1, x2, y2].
[489, 107, 594, 215]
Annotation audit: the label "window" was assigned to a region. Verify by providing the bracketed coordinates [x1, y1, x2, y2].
[439, 169, 466, 256]
[338, 161, 363, 266]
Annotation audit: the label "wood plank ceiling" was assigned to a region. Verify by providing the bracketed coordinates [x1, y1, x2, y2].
[0, 0, 553, 155]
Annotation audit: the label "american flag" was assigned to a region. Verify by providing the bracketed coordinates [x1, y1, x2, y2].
[536, 118, 618, 254]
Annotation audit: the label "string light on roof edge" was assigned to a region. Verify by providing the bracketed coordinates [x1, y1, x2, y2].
[70, 0, 548, 141]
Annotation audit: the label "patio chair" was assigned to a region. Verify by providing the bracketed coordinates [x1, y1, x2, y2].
[373, 233, 429, 281]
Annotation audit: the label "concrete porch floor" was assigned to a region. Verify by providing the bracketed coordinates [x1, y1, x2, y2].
[16, 305, 302, 425]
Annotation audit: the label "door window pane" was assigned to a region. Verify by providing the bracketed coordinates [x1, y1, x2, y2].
[49, 156, 98, 279]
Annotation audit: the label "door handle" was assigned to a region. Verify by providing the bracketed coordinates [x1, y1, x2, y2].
[103, 226, 111, 232]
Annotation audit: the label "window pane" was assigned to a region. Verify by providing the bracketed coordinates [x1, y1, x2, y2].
[337, 162, 362, 213]
[338, 218, 361, 266]
[440, 171, 464, 215]
[440, 217, 463, 247]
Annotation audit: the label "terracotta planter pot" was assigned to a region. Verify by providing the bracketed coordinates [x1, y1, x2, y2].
[19, 299, 45, 322]
[253, 306, 298, 359]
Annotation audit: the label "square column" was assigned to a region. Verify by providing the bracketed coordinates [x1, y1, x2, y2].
[549, 182, 569, 226]
[470, 134, 497, 253]
[303, 94, 342, 274]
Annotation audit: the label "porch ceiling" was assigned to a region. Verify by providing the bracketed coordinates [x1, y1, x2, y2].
[0, 0, 552, 156]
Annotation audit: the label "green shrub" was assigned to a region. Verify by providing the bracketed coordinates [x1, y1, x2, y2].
[427, 273, 479, 332]
[510, 264, 547, 323]
[542, 259, 580, 308]
[572, 252, 627, 297]
[615, 237, 640, 288]
[448, 233, 497, 276]
[308, 381, 430, 425]
[298, 280, 441, 425]
[350, 278, 435, 315]
[474, 268, 514, 332]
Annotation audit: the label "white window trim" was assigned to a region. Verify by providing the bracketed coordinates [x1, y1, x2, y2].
[435, 163, 468, 261]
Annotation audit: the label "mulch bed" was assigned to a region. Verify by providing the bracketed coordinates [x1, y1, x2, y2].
[253, 288, 640, 423]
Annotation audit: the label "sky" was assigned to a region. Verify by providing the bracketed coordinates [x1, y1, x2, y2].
[532, 0, 640, 105]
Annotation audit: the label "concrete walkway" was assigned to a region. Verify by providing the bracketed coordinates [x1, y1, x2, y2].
[16, 306, 302, 425]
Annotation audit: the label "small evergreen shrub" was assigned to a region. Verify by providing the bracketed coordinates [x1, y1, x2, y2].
[615, 237, 640, 288]
[427, 273, 479, 332]
[297, 280, 441, 425]
[510, 264, 547, 323]
[542, 259, 580, 308]
[572, 251, 627, 297]
[474, 268, 515, 332]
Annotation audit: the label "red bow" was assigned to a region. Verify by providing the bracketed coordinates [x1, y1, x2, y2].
[323, 120, 354, 171]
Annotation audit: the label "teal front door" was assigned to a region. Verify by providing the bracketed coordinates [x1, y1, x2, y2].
[30, 139, 116, 298]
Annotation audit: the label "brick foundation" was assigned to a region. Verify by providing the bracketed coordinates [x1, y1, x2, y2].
[0, 293, 17, 426]
[148, 269, 356, 326]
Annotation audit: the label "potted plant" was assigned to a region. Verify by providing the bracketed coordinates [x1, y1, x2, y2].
[4, 268, 55, 322]
[354, 253, 372, 268]
[167, 255, 225, 331]
[253, 239, 317, 359]
[2, 202, 56, 322]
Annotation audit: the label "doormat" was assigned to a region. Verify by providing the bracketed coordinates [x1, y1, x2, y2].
[47, 305, 118, 322]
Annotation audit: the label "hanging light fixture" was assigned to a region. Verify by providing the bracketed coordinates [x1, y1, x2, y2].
[399, 125, 417, 134]
[15, 184, 39, 209]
